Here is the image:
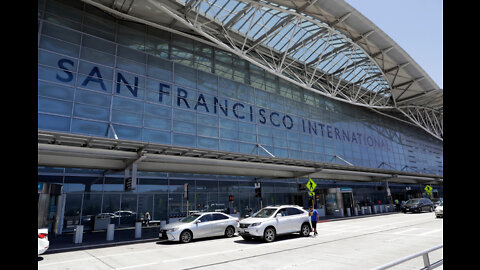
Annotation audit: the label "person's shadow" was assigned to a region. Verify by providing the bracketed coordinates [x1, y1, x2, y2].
[38, 257, 44, 262]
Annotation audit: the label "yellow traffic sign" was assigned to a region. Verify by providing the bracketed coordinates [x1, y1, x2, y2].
[425, 185, 433, 195]
[306, 179, 317, 192]
[309, 191, 315, 197]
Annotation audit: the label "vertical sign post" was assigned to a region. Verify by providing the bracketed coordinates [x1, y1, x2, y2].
[306, 179, 317, 209]
[184, 183, 189, 216]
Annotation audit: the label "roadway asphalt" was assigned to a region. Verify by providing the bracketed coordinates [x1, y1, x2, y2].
[45, 211, 400, 254]
[38, 211, 443, 270]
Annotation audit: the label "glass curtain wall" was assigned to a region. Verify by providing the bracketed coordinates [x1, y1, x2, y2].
[38, 0, 443, 176]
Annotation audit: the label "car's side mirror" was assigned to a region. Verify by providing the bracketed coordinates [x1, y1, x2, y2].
[244, 215, 250, 218]
[276, 213, 283, 218]
[194, 220, 201, 224]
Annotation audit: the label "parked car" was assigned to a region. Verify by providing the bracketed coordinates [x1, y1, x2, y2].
[431, 198, 443, 210]
[202, 203, 228, 213]
[401, 198, 434, 213]
[238, 205, 311, 242]
[434, 201, 443, 218]
[38, 228, 49, 255]
[159, 212, 239, 243]
[113, 210, 136, 226]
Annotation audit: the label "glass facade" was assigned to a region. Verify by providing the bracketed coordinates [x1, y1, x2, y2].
[38, 0, 443, 232]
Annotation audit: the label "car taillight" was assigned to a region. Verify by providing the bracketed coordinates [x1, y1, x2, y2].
[236, 219, 239, 223]
[38, 233, 48, 239]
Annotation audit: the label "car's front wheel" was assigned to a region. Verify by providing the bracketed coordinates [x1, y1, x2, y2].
[300, 223, 311, 237]
[263, 227, 276, 242]
[180, 230, 192, 243]
[225, 226, 235, 238]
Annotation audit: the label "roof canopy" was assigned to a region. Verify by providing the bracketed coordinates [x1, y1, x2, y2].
[81, 0, 442, 140]
[38, 131, 443, 185]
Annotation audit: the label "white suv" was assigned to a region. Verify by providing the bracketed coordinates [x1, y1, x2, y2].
[238, 205, 311, 242]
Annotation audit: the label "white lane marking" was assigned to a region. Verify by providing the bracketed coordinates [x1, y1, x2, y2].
[417, 229, 443, 236]
[116, 232, 346, 269]
[392, 228, 421, 235]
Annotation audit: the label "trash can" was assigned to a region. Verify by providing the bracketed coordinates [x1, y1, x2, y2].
[94, 216, 110, 231]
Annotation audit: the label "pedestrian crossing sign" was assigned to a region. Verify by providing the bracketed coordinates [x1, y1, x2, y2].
[424, 185, 433, 195]
[306, 179, 317, 192]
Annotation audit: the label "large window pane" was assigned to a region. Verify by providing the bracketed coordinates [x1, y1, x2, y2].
[38, 113, 70, 132]
[63, 194, 82, 232]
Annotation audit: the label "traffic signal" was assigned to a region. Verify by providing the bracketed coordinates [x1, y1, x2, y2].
[124, 177, 133, 191]
[255, 187, 262, 198]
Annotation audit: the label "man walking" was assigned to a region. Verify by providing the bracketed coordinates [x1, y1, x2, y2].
[309, 206, 319, 236]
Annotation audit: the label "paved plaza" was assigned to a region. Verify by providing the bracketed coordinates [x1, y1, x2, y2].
[38, 212, 443, 270]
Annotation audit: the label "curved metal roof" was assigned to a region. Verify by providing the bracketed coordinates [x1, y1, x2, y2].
[81, 0, 443, 140]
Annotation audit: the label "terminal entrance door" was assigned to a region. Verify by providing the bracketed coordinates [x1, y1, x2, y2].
[38, 183, 65, 236]
[341, 191, 354, 215]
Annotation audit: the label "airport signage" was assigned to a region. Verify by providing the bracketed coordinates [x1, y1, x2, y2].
[53, 57, 390, 150]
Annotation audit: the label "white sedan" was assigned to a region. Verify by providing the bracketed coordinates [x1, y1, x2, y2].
[434, 201, 443, 218]
[38, 228, 49, 255]
[159, 212, 239, 243]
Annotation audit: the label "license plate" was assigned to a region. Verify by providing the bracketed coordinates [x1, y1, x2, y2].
[239, 228, 248, 233]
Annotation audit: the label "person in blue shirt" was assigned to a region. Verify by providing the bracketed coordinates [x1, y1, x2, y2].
[309, 206, 319, 236]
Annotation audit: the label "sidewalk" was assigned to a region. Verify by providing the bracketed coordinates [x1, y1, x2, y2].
[45, 211, 401, 254]
[46, 225, 163, 254]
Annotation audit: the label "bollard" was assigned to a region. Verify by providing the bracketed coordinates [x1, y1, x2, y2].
[353, 207, 358, 216]
[346, 208, 351, 217]
[368, 206, 372, 214]
[373, 205, 377, 214]
[107, 224, 115, 241]
[73, 225, 83, 244]
[135, 222, 142, 239]
[361, 207, 365, 215]
[380, 205, 384, 213]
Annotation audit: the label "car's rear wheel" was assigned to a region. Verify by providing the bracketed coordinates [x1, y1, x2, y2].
[263, 227, 276, 242]
[225, 226, 235, 238]
[180, 230, 192, 243]
[300, 223, 311, 237]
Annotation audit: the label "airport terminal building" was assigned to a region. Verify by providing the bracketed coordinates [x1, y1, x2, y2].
[37, 0, 443, 234]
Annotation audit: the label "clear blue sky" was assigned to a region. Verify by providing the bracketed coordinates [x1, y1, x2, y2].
[344, 0, 443, 88]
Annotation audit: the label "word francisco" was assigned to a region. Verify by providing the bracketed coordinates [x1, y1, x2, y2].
[54, 58, 389, 150]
